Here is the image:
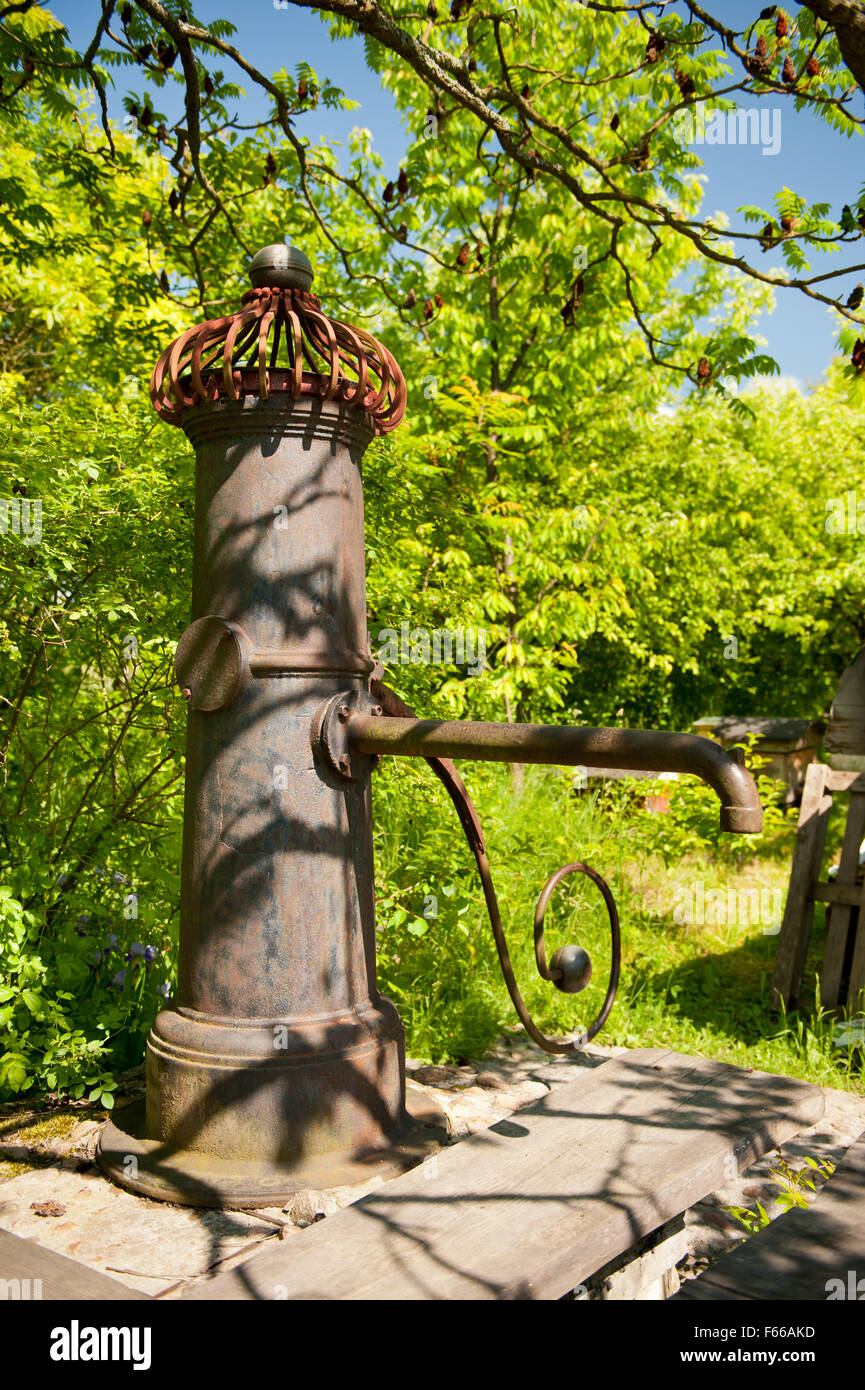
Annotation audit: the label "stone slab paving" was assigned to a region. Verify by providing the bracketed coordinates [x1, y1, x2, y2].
[1, 1039, 862, 1299]
[0, 1160, 285, 1297]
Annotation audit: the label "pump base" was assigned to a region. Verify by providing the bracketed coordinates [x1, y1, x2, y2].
[97, 1090, 446, 1209]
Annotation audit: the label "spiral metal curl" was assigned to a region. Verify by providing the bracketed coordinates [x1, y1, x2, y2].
[371, 681, 621, 1053]
[150, 285, 406, 435]
[533, 862, 620, 1047]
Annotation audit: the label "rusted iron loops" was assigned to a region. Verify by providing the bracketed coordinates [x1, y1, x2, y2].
[150, 258, 406, 436]
[533, 862, 621, 1046]
[371, 680, 620, 1052]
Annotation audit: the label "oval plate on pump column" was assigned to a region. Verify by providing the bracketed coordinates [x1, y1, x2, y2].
[175, 615, 253, 712]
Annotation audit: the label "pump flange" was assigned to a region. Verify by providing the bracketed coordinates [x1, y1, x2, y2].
[311, 688, 383, 781]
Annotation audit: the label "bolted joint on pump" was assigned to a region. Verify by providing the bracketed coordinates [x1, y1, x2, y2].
[311, 688, 384, 782]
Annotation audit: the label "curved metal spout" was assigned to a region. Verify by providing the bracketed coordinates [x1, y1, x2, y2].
[348, 716, 763, 833]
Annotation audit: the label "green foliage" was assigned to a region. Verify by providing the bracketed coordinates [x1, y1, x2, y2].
[726, 1154, 836, 1235]
[368, 369, 865, 732]
[0, 883, 170, 1100]
[0, 381, 187, 1100]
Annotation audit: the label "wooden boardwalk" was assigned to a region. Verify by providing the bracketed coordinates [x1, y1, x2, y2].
[0, 1049, 825, 1301]
[675, 1130, 865, 1301]
[183, 1048, 823, 1301]
[0, 1228, 149, 1300]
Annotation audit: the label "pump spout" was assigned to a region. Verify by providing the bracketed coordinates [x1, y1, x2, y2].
[348, 717, 763, 833]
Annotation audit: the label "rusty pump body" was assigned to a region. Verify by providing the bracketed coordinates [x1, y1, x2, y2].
[98, 243, 762, 1209]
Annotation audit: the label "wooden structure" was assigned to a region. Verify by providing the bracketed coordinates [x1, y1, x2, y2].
[0, 1229, 147, 1300]
[181, 1049, 820, 1301]
[675, 1130, 865, 1301]
[694, 716, 824, 807]
[773, 648, 865, 1012]
[0, 1050, 823, 1301]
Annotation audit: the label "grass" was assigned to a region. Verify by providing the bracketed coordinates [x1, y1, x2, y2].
[373, 756, 864, 1092]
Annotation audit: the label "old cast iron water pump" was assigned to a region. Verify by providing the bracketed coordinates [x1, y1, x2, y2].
[98, 243, 763, 1208]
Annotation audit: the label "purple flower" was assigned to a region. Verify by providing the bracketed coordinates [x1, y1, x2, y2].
[112, 969, 126, 989]
[159, 980, 172, 998]
[144, 945, 157, 964]
[103, 933, 119, 956]
[128, 941, 145, 957]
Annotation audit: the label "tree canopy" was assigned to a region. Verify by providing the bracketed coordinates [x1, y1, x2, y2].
[2, 1, 865, 385]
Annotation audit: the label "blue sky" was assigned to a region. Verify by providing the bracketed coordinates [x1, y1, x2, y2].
[53, 0, 865, 388]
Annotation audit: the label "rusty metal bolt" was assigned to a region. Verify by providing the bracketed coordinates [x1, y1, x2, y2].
[337, 704, 350, 723]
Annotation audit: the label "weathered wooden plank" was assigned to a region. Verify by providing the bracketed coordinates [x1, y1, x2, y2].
[0, 1228, 150, 1301]
[844, 884, 865, 1009]
[773, 762, 831, 1007]
[821, 791, 865, 1006]
[812, 883, 863, 907]
[814, 874, 865, 1010]
[186, 1049, 824, 1302]
[675, 1131, 865, 1302]
[825, 769, 865, 794]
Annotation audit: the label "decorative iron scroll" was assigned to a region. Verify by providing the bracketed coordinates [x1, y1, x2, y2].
[371, 680, 621, 1052]
[150, 285, 406, 436]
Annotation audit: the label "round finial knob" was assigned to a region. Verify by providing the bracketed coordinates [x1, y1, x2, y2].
[549, 944, 592, 994]
[249, 243, 314, 292]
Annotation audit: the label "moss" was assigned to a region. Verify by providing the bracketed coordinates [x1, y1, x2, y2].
[0, 1159, 34, 1179]
[0, 1107, 80, 1145]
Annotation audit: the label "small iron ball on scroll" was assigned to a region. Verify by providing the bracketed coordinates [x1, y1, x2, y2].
[549, 943, 593, 994]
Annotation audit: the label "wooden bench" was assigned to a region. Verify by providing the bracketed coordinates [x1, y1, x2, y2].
[181, 1048, 823, 1301]
[674, 1130, 865, 1301]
